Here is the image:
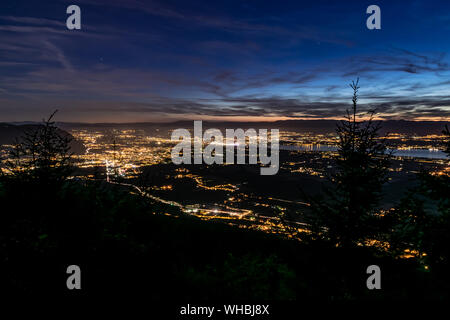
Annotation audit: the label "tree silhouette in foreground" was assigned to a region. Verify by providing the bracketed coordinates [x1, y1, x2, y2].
[390, 123, 450, 280]
[443, 124, 450, 155]
[305, 79, 391, 247]
[0, 110, 447, 299]
[6, 110, 73, 186]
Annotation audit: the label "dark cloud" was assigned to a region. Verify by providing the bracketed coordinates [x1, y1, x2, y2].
[1, 1, 449, 121]
[340, 50, 449, 77]
[65, 0, 354, 46]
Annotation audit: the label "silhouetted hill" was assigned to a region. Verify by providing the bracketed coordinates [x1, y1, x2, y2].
[0, 123, 86, 154]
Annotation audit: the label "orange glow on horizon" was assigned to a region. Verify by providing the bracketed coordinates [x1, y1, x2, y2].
[49, 113, 449, 124]
[187, 115, 448, 123]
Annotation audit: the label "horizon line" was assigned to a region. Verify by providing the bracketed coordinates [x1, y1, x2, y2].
[2, 118, 448, 125]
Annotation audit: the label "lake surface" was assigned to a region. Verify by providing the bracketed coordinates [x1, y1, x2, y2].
[280, 144, 448, 160]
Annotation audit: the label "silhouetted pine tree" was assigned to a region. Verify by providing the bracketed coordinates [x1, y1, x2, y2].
[6, 110, 73, 185]
[305, 79, 390, 247]
[443, 124, 450, 156]
[390, 123, 450, 280]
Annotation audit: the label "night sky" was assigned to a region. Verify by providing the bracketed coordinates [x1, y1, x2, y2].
[1, 0, 449, 122]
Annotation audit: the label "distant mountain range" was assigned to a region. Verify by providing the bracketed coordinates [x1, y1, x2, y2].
[3, 120, 448, 144]
[49, 119, 449, 136]
[0, 123, 86, 154]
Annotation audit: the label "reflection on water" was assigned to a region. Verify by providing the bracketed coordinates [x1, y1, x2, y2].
[280, 144, 448, 160]
[388, 149, 447, 159]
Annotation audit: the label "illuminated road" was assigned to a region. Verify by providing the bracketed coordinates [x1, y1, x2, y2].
[108, 180, 310, 236]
